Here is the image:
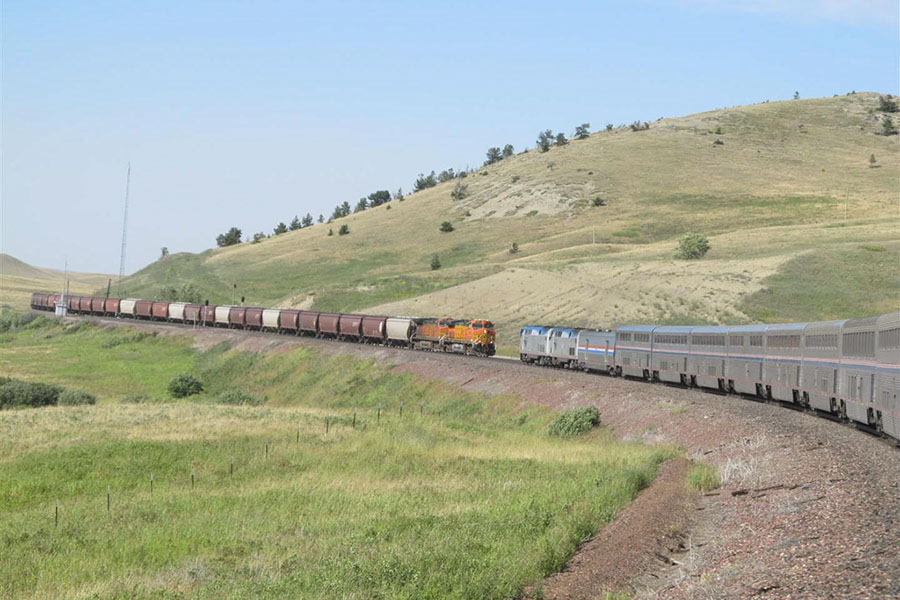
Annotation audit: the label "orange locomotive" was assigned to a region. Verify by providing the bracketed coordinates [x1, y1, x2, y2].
[414, 318, 496, 356]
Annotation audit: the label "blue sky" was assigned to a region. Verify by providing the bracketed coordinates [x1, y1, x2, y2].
[2, 0, 898, 274]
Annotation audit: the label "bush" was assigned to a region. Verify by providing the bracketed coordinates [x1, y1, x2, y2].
[216, 389, 264, 406]
[216, 227, 242, 247]
[674, 233, 711, 260]
[168, 373, 203, 398]
[439, 221, 454, 232]
[0, 379, 63, 409]
[58, 389, 97, 406]
[338, 224, 350, 235]
[878, 95, 898, 113]
[430, 254, 441, 270]
[881, 116, 897, 136]
[592, 197, 605, 207]
[450, 181, 468, 200]
[547, 406, 601, 437]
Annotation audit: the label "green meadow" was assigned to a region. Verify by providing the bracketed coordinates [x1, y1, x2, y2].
[0, 318, 674, 599]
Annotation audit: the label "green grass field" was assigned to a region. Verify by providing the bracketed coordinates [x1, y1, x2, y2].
[0, 319, 674, 599]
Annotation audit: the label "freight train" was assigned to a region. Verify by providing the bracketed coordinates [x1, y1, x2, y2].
[28, 293, 497, 356]
[29, 292, 899, 443]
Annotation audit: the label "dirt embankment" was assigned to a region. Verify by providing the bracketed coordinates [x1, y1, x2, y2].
[73, 317, 900, 599]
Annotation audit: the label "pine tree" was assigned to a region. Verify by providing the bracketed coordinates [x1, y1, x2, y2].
[574, 123, 590, 140]
[289, 216, 301, 230]
[430, 254, 441, 270]
[273, 222, 288, 235]
[302, 213, 314, 227]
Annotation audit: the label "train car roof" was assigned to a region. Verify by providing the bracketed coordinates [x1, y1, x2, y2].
[726, 324, 768, 333]
[616, 325, 655, 332]
[765, 322, 806, 332]
[690, 326, 729, 334]
[653, 325, 693, 333]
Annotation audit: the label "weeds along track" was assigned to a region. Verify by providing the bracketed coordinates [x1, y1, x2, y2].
[55, 312, 899, 449]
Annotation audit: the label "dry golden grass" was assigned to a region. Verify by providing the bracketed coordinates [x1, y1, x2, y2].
[35, 94, 900, 348]
[1, 253, 113, 311]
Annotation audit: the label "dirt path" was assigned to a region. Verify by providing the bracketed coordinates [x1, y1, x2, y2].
[67, 317, 900, 598]
[529, 458, 692, 599]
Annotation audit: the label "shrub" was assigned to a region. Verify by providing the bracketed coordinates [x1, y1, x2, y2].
[450, 181, 468, 200]
[216, 389, 264, 406]
[675, 233, 711, 259]
[327, 228, 334, 236]
[881, 116, 897, 136]
[605, 123, 613, 131]
[869, 154, 877, 167]
[574, 123, 590, 140]
[592, 197, 605, 207]
[547, 406, 601, 437]
[430, 254, 441, 270]
[511, 175, 520, 183]
[251, 232, 266, 244]
[439, 221, 454, 232]
[554, 132, 568, 146]
[168, 373, 203, 398]
[502, 144, 514, 157]
[713, 139, 724, 146]
[338, 224, 350, 235]
[509, 242, 519, 254]
[714, 125, 723, 134]
[58, 389, 97, 406]
[687, 463, 720, 492]
[878, 95, 897, 112]
[0, 379, 63, 409]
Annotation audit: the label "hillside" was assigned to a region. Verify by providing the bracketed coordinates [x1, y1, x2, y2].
[0, 254, 113, 312]
[101, 94, 899, 345]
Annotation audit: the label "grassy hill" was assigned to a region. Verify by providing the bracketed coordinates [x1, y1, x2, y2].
[68, 93, 900, 346]
[1, 254, 113, 312]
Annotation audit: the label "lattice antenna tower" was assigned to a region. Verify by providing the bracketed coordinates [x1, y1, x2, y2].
[117, 163, 131, 296]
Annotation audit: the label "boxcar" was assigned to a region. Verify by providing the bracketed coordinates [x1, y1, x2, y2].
[689, 326, 729, 390]
[104, 298, 120, 316]
[875, 312, 900, 438]
[31, 293, 41, 310]
[228, 307, 246, 329]
[168, 302, 187, 322]
[547, 328, 580, 368]
[840, 316, 880, 428]
[89, 297, 104, 315]
[338, 314, 364, 340]
[651, 326, 690, 384]
[386, 317, 415, 346]
[135, 300, 153, 320]
[763, 323, 804, 402]
[120, 299, 138, 318]
[151, 302, 169, 321]
[298, 311, 318, 335]
[519, 326, 550, 363]
[244, 308, 263, 330]
[800, 320, 843, 412]
[318, 313, 341, 338]
[262, 309, 281, 332]
[576, 329, 615, 373]
[361, 316, 387, 343]
[615, 326, 653, 378]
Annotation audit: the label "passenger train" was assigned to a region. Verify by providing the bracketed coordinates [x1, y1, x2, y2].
[520, 314, 900, 442]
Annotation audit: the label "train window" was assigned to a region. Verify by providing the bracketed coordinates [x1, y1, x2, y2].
[806, 334, 838, 349]
[634, 333, 650, 343]
[749, 335, 763, 347]
[879, 328, 900, 349]
[729, 335, 744, 346]
[693, 335, 725, 346]
[769, 334, 800, 348]
[843, 331, 875, 357]
[619, 332, 632, 342]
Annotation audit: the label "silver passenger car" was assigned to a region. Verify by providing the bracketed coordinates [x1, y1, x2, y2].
[725, 325, 767, 396]
[650, 326, 690, 384]
[689, 326, 729, 390]
[840, 316, 880, 428]
[800, 320, 843, 412]
[575, 329, 615, 373]
[763, 322, 804, 402]
[615, 326, 653, 378]
[875, 312, 900, 438]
